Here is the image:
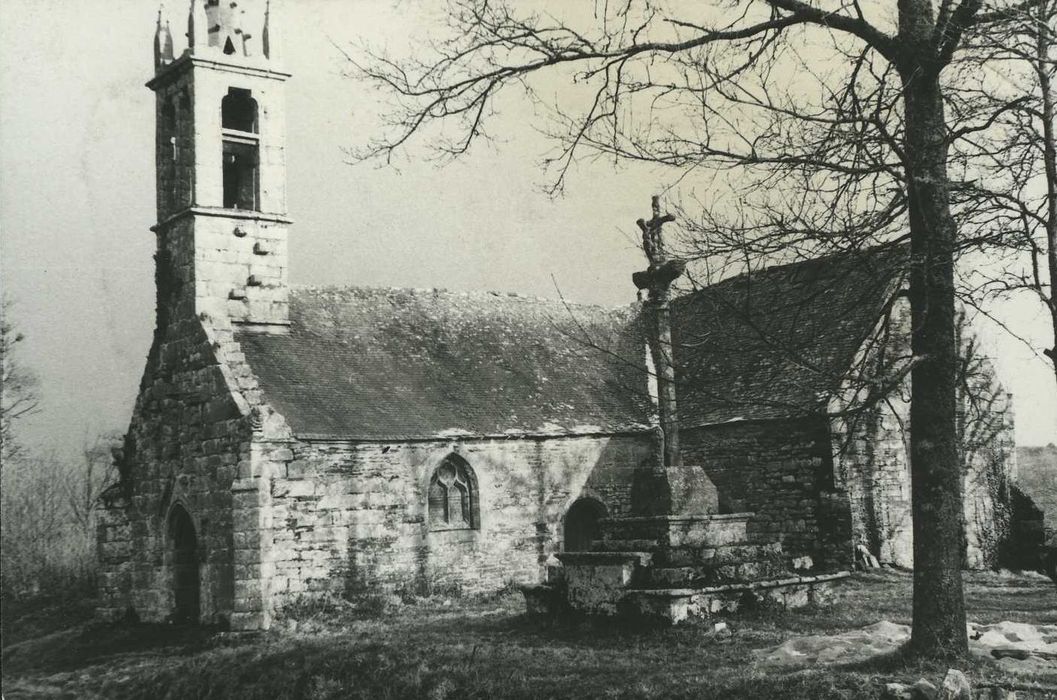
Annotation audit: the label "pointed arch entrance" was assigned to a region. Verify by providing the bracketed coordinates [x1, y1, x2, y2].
[169, 505, 200, 624]
[564, 498, 607, 552]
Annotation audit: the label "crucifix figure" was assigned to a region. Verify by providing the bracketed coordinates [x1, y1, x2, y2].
[633, 195, 687, 469]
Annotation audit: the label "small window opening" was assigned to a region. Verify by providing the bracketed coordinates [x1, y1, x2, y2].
[223, 139, 258, 210]
[224, 36, 236, 55]
[221, 88, 257, 133]
[428, 455, 478, 531]
[160, 101, 178, 212]
[161, 101, 176, 129]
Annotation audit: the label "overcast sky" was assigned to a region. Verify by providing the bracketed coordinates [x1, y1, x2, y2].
[1, 0, 1054, 458]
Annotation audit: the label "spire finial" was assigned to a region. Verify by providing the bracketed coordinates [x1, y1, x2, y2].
[262, 0, 279, 60]
[187, 0, 208, 52]
[154, 5, 175, 68]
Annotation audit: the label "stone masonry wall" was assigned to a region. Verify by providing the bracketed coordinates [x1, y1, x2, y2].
[96, 312, 252, 625]
[680, 417, 852, 571]
[831, 395, 914, 567]
[150, 56, 291, 328]
[829, 296, 1017, 569]
[262, 434, 653, 609]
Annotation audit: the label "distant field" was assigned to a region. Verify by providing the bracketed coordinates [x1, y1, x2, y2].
[2, 570, 1055, 700]
[1019, 445, 1057, 527]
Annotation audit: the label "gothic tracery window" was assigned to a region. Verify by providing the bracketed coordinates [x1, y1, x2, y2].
[428, 455, 477, 531]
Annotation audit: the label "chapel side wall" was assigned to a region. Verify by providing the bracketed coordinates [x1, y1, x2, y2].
[828, 295, 914, 567]
[681, 417, 853, 571]
[830, 297, 1017, 570]
[959, 354, 1017, 569]
[264, 434, 652, 607]
[830, 394, 914, 568]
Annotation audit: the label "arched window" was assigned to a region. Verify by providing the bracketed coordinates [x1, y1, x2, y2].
[428, 455, 478, 531]
[220, 89, 259, 211]
[221, 88, 257, 133]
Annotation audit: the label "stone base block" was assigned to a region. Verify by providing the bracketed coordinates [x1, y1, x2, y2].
[623, 572, 851, 625]
[632, 464, 719, 517]
[601, 513, 756, 550]
[556, 551, 652, 615]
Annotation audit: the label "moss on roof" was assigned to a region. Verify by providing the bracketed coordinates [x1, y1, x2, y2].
[671, 245, 908, 426]
[237, 286, 653, 439]
[236, 246, 908, 440]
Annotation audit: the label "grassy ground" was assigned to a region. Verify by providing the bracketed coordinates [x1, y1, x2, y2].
[2, 569, 1055, 699]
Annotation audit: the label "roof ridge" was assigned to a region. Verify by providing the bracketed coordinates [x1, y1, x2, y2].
[288, 283, 634, 311]
[676, 242, 908, 301]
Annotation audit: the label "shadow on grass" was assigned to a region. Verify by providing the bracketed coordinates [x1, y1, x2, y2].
[3, 571, 1054, 700]
[1, 621, 246, 676]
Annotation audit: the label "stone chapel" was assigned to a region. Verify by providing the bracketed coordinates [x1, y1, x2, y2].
[96, 2, 1019, 629]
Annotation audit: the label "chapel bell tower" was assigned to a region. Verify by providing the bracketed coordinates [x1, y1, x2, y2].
[149, 0, 290, 328]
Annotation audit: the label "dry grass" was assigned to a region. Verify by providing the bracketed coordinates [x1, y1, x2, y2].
[2, 569, 1055, 699]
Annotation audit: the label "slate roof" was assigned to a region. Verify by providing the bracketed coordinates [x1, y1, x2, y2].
[237, 287, 653, 439]
[236, 246, 908, 440]
[671, 245, 908, 426]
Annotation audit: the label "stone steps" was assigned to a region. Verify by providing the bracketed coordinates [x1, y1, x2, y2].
[652, 541, 783, 567]
[646, 558, 788, 587]
[600, 513, 757, 548]
[533, 506, 850, 623]
[623, 572, 852, 624]
[592, 538, 660, 552]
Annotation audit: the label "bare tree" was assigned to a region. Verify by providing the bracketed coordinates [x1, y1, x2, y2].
[65, 433, 121, 534]
[945, 0, 1057, 387]
[1, 296, 39, 466]
[0, 453, 91, 598]
[351, 0, 1050, 659]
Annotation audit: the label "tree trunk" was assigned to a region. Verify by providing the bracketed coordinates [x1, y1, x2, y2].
[901, 58, 969, 658]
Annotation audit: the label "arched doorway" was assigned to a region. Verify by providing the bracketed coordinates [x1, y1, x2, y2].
[564, 498, 607, 552]
[169, 505, 200, 624]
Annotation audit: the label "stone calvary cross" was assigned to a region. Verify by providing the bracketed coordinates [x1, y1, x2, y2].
[633, 195, 687, 469]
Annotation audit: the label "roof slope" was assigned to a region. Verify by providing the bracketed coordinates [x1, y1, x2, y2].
[237, 287, 653, 439]
[671, 245, 908, 426]
[236, 246, 907, 440]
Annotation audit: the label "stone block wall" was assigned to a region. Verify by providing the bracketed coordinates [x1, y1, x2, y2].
[155, 215, 289, 329]
[96, 492, 134, 622]
[150, 53, 291, 328]
[263, 434, 653, 609]
[167, 213, 290, 326]
[831, 396, 914, 567]
[959, 351, 1017, 569]
[97, 312, 253, 626]
[679, 417, 850, 570]
[829, 297, 1018, 569]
